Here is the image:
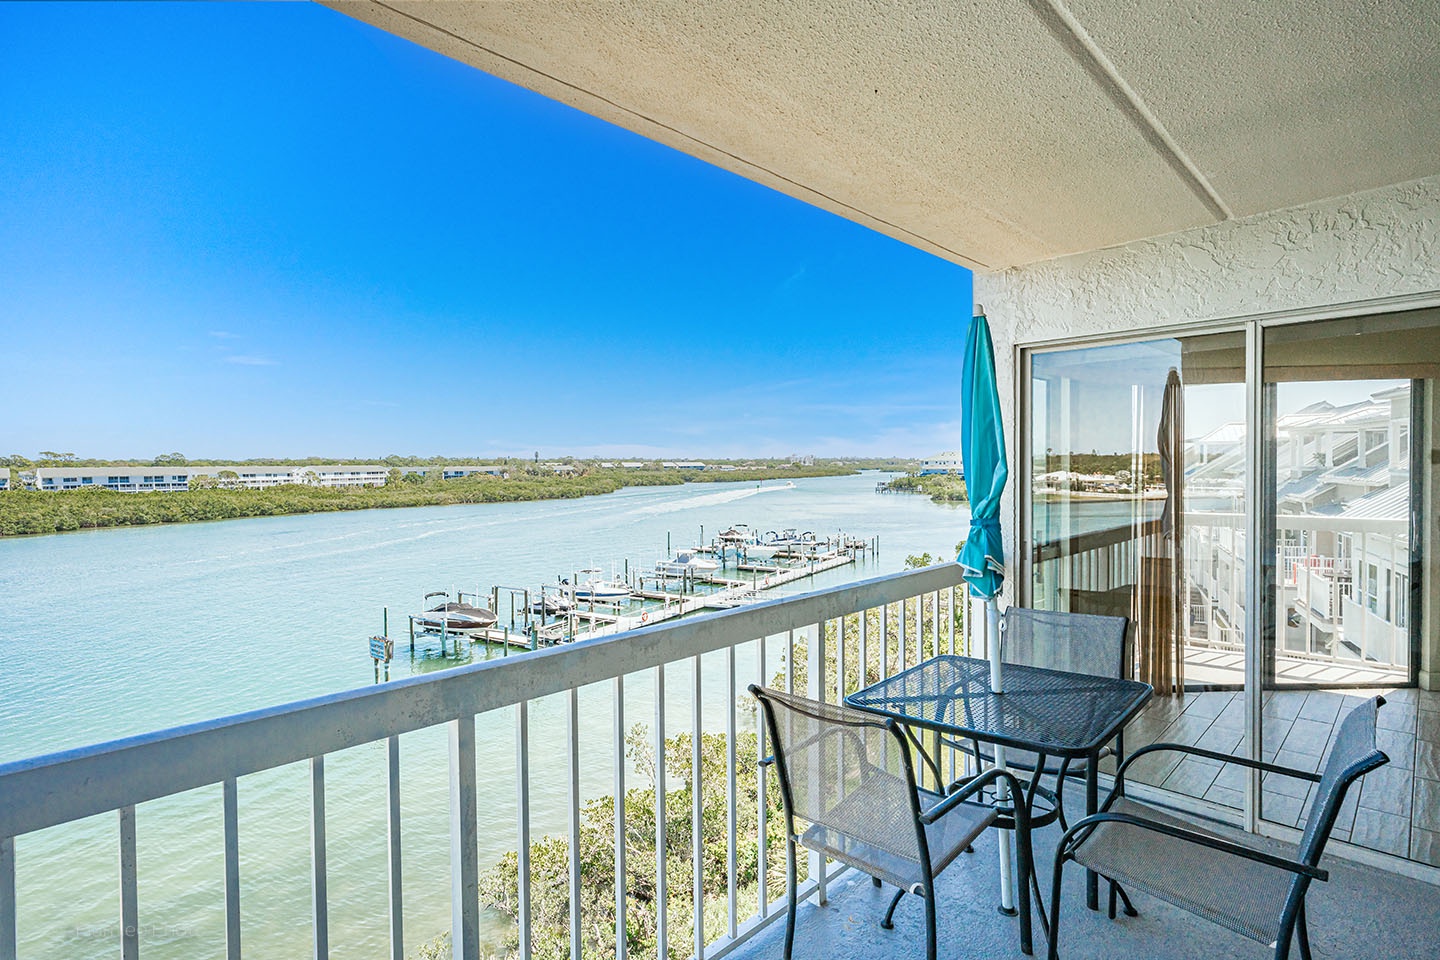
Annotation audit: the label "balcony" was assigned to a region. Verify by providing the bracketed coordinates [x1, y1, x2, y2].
[1, 563, 1435, 960]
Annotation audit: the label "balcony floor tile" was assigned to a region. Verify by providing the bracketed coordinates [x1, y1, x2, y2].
[731, 809, 1440, 960]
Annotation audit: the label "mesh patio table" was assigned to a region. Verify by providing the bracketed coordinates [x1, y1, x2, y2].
[846, 655, 1152, 911]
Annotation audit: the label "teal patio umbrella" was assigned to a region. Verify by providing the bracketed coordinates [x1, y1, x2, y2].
[957, 308, 1009, 693]
[957, 307, 1017, 913]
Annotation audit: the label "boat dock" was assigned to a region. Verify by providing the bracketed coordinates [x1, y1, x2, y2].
[572, 551, 856, 639]
[373, 524, 877, 662]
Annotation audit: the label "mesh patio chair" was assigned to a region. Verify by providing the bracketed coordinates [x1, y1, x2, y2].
[950, 607, 1131, 830]
[1046, 695, 1389, 960]
[750, 685, 1036, 960]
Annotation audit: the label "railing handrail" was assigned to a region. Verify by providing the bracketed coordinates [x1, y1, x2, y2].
[0, 563, 965, 839]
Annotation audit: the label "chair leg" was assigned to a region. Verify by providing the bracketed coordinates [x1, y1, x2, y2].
[1047, 855, 1066, 960]
[784, 840, 798, 960]
[1113, 881, 1138, 917]
[880, 888, 906, 929]
[1295, 901, 1312, 960]
[1108, 879, 1117, 920]
[1053, 773, 1070, 831]
[923, 886, 937, 960]
[872, 875, 882, 888]
[1016, 820, 1034, 956]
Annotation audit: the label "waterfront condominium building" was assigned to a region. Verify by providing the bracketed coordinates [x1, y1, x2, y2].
[33, 465, 390, 492]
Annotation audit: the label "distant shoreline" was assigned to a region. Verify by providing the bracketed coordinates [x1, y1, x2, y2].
[0, 466, 859, 538]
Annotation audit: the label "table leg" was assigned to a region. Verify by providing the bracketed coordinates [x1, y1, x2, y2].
[1085, 752, 1099, 910]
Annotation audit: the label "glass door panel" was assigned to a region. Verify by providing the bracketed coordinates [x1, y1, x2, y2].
[1259, 308, 1438, 852]
[1027, 331, 1248, 811]
[1028, 331, 1246, 684]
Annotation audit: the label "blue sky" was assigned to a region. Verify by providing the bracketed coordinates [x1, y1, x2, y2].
[0, 3, 971, 461]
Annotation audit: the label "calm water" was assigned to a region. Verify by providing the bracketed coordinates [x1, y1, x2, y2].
[0, 473, 966, 958]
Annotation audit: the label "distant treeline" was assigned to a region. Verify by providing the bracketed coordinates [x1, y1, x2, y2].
[883, 473, 968, 503]
[0, 465, 858, 537]
[1, 453, 916, 470]
[1039, 452, 1163, 480]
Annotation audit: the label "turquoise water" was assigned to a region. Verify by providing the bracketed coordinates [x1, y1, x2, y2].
[0, 473, 966, 958]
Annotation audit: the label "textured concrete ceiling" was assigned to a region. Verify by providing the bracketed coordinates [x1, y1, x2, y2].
[325, 0, 1440, 272]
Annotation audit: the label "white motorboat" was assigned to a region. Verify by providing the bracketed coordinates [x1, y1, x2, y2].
[564, 569, 632, 602]
[530, 591, 574, 614]
[655, 550, 721, 578]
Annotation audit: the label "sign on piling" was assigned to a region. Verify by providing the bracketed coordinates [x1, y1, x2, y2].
[370, 636, 394, 663]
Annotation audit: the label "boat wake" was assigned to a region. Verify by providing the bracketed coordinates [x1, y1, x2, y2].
[626, 483, 790, 517]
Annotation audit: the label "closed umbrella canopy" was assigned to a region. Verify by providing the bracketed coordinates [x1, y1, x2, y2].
[958, 312, 1008, 601]
[956, 309, 1018, 912]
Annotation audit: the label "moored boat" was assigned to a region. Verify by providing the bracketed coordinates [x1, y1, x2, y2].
[564, 569, 632, 602]
[655, 550, 721, 577]
[412, 592, 498, 632]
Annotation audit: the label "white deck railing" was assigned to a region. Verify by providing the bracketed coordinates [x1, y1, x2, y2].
[0, 564, 971, 960]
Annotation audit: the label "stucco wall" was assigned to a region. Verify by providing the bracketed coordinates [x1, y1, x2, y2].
[973, 174, 1440, 681]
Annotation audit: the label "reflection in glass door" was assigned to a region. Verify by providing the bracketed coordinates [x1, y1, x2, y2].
[1027, 331, 1247, 691]
[1266, 378, 1414, 686]
[1257, 309, 1437, 843]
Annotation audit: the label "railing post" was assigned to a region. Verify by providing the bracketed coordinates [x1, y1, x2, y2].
[0, 836, 13, 960]
[692, 655, 705, 960]
[654, 666, 668, 960]
[512, 703, 534, 960]
[806, 623, 827, 905]
[223, 778, 241, 960]
[567, 688, 582, 960]
[881, 604, 890, 678]
[387, 736, 404, 960]
[118, 805, 138, 960]
[312, 755, 329, 960]
[756, 634, 769, 918]
[613, 676, 628, 960]
[725, 645, 738, 940]
[451, 716, 480, 960]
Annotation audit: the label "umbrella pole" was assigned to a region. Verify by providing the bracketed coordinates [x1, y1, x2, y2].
[986, 595, 1016, 913]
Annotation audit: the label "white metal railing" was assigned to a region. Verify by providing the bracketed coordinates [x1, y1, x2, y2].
[0, 564, 972, 960]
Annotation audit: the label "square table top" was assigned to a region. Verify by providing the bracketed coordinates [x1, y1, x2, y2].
[845, 655, 1153, 758]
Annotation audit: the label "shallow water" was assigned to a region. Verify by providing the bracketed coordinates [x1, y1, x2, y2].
[0, 473, 967, 958]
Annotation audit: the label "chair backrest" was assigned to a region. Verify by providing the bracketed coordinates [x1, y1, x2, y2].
[750, 685, 922, 862]
[1295, 695, 1389, 866]
[1001, 606, 1129, 679]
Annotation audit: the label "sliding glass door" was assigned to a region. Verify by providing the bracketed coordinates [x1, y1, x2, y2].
[1024, 307, 1438, 860]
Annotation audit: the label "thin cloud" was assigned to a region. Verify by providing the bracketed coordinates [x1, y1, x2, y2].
[225, 355, 279, 366]
[208, 330, 241, 339]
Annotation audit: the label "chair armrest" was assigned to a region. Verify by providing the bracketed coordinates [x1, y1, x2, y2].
[1117, 742, 1322, 785]
[920, 767, 1026, 826]
[1060, 810, 1329, 882]
[758, 755, 775, 767]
